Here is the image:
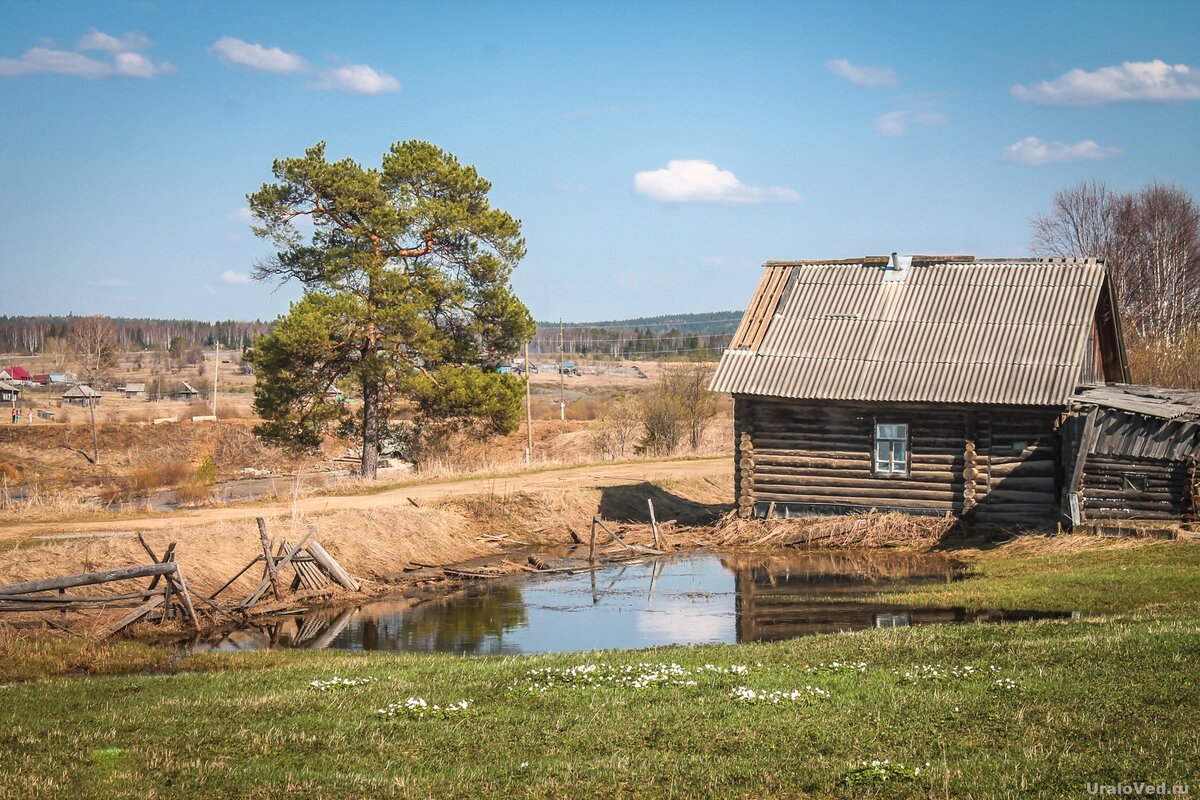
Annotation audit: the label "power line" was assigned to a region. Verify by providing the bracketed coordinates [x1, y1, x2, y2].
[536, 316, 742, 331]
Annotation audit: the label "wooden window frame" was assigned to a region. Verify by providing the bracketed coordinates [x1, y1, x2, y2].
[873, 419, 911, 477]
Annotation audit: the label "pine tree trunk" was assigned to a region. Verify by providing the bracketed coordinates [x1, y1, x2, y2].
[360, 376, 380, 479]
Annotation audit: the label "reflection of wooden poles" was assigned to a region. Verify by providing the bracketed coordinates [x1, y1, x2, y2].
[306, 607, 355, 650]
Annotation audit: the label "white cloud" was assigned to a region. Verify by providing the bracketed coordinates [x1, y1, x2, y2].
[873, 110, 947, 136]
[227, 206, 254, 222]
[76, 29, 151, 52]
[1001, 136, 1122, 165]
[312, 64, 401, 94]
[0, 31, 172, 79]
[209, 36, 399, 95]
[220, 270, 253, 284]
[1012, 60, 1200, 106]
[633, 160, 799, 204]
[210, 37, 305, 74]
[825, 58, 898, 87]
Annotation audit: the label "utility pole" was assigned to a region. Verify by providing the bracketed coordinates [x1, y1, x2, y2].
[524, 341, 533, 465]
[212, 338, 220, 416]
[558, 318, 565, 421]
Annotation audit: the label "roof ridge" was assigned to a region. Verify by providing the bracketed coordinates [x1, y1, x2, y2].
[763, 256, 1103, 266]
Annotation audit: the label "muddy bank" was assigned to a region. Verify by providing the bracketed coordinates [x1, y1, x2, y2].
[0, 476, 732, 636]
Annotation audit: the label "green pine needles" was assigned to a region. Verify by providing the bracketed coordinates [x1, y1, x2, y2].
[244, 141, 534, 477]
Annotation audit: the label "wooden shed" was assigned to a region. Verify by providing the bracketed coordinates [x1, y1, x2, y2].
[61, 384, 101, 406]
[710, 255, 1129, 525]
[1063, 385, 1200, 523]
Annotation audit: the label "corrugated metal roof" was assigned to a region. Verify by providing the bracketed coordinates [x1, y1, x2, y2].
[711, 257, 1110, 406]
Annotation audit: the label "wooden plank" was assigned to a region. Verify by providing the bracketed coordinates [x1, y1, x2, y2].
[0, 563, 177, 596]
[171, 564, 199, 630]
[307, 541, 361, 592]
[209, 557, 261, 600]
[101, 595, 165, 638]
[257, 517, 284, 601]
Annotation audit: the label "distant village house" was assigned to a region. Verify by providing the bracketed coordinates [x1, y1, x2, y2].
[0, 380, 21, 404]
[61, 384, 102, 406]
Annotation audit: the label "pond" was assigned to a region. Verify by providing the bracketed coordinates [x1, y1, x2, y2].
[197, 550, 1077, 655]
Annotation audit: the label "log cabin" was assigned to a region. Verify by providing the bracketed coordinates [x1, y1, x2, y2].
[710, 255, 1129, 525]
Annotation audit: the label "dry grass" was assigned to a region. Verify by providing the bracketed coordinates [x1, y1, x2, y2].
[700, 510, 958, 549]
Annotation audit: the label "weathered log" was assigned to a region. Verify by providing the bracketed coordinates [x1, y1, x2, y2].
[0, 563, 178, 596]
[101, 595, 165, 638]
[307, 541, 361, 592]
[257, 517, 284, 601]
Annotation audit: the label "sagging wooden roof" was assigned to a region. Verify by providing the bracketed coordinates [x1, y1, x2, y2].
[711, 256, 1129, 406]
[1070, 384, 1200, 461]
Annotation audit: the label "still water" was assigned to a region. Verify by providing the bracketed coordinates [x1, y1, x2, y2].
[199, 551, 1075, 655]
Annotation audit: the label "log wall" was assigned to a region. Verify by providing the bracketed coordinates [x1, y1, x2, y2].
[1079, 455, 1194, 521]
[733, 397, 1062, 524]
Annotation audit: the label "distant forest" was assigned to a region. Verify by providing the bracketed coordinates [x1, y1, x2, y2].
[0, 316, 272, 355]
[531, 311, 742, 359]
[0, 311, 744, 361]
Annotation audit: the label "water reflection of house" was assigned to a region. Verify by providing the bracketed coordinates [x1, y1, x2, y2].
[727, 554, 1070, 642]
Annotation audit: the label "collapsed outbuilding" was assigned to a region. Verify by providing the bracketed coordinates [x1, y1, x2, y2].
[1064, 385, 1199, 524]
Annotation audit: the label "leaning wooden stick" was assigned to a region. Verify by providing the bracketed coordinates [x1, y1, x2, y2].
[257, 517, 284, 601]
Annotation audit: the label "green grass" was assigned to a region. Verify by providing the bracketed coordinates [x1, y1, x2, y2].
[1, 541, 1197, 799]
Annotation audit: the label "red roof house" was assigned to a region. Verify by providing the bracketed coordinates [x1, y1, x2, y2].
[1, 367, 31, 382]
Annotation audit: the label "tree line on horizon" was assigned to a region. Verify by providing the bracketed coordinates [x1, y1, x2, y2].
[0, 316, 272, 356]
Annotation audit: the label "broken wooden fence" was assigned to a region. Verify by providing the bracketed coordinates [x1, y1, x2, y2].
[0, 538, 199, 637]
[209, 519, 361, 612]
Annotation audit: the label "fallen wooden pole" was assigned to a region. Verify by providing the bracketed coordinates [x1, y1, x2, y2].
[592, 517, 665, 556]
[0, 563, 178, 596]
[235, 528, 317, 610]
[307, 541, 360, 592]
[102, 595, 165, 638]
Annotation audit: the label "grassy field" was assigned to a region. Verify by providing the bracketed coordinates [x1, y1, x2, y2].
[1, 539, 1197, 799]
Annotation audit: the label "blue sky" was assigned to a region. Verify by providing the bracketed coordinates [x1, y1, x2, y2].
[2, 0, 1199, 323]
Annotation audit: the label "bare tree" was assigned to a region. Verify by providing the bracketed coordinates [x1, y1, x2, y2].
[1031, 180, 1121, 260]
[1116, 184, 1200, 342]
[67, 315, 117, 464]
[68, 315, 118, 383]
[1032, 181, 1200, 343]
[591, 397, 640, 460]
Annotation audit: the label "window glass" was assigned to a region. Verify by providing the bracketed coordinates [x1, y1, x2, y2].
[874, 422, 909, 475]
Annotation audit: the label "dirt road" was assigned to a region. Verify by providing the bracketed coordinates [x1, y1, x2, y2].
[0, 457, 730, 540]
